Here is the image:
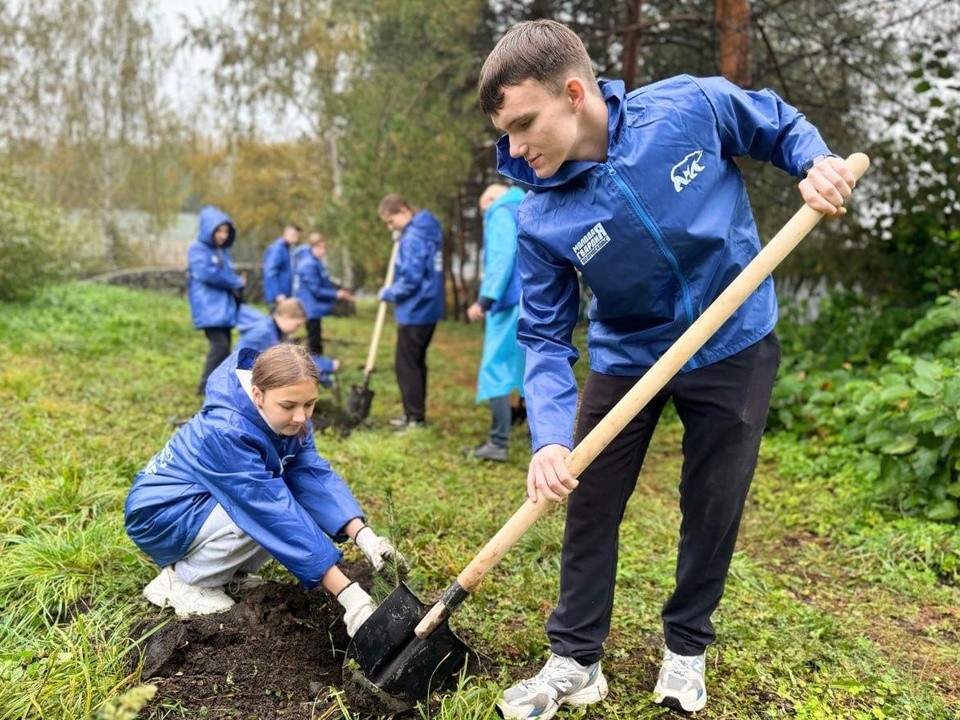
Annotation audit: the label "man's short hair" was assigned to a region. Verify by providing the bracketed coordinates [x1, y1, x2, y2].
[480, 183, 509, 210]
[478, 19, 597, 116]
[378, 193, 411, 216]
[308, 230, 325, 246]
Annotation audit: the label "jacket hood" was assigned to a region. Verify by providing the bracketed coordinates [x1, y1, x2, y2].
[197, 205, 237, 249]
[496, 79, 626, 192]
[485, 186, 525, 219]
[201, 348, 273, 435]
[408, 210, 442, 249]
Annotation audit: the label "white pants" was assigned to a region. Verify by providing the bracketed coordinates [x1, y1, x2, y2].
[174, 504, 271, 587]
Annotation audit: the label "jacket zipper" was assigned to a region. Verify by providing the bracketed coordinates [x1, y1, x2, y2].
[607, 164, 700, 368]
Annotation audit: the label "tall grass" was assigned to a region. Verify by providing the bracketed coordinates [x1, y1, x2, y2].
[0, 283, 958, 719]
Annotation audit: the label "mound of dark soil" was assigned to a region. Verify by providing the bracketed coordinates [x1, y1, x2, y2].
[131, 563, 429, 719]
[312, 398, 363, 437]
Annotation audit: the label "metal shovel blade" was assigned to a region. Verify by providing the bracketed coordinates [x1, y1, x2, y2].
[346, 382, 373, 421]
[342, 582, 470, 714]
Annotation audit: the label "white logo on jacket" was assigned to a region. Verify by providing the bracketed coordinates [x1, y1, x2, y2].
[573, 222, 611, 265]
[671, 150, 706, 192]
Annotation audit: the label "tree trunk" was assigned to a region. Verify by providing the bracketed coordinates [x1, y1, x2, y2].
[715, 0, 752, 87]
[621, 0, 643, 90]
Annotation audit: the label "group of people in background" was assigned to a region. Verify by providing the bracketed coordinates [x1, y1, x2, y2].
[134, 187, 523, 643]
[128, 16, 859, 717]
[186, 212, 354, 397]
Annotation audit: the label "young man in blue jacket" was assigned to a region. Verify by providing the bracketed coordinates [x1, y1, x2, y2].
[377, 194, 445, 429]
[478, 19, 856, 718]
[261, 223, 301, 307]
[466, 183, 526, 461]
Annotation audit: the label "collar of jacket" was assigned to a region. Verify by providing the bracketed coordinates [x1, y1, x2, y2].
[495, 79, 626, 192]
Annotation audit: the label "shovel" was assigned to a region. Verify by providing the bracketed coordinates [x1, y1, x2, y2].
[344, 153, 870, 713]
[347, 236, 400, 421]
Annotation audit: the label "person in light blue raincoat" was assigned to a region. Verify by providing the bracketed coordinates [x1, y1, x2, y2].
[466, 183, 526, 461]
[478, 19, 858, 718]
[237, 297, 340, 387]
[187, 205, 247, 395]
[124, 344, 403, 635]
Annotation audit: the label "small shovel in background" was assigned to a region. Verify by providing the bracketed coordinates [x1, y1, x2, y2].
[344, 153, 871, 714]
[346, 235, 400, 422]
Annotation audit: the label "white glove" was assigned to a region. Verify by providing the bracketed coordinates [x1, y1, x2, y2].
[337, 582, 375, 638]
[354, 526, 406, 572]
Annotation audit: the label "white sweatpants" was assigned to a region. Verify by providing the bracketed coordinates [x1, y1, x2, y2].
[174, 504, 272, 587]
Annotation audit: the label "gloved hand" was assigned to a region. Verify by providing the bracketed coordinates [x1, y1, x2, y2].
[336, 582, 375, 638]
[354, 525, 407, 572]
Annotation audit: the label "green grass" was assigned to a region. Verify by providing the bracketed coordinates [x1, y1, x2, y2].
[1, 282, 958, 719]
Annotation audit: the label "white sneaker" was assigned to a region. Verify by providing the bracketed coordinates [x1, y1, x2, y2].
[498, 653, 608, 720]
[653, 648, 707, 712]
[143, 566, 235, 617]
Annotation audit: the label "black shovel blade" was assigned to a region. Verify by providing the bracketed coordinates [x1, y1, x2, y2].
[342, 582, 471, 715]
[346, 383, 373, 421]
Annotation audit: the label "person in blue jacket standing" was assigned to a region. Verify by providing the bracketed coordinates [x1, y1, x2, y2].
[466, 183, 526, 462]
[124, 344, 403, 636]
[187, 205, 247, 396]
[478, 19, 857, 718]
[237, 297, 340, 387]
[295, 230, 355, 357]
[377, 194, 445, 429]
[262, 223, 301, 307]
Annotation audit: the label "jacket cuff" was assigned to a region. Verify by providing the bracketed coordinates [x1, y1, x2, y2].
[477, 296, 495, 311]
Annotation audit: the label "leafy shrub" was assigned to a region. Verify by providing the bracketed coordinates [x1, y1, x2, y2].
[777, 290, 919, 371]
[0, 174, 68, 301]
[771, 293, 960, 522]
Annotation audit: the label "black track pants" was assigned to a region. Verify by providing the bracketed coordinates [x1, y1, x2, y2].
[198, 327, 232, 396]
[547, 333, 781, 663]
[395, 322, 436, 422]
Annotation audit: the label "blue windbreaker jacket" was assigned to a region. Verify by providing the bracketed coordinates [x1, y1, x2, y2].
[294, 245, 339, 320]
[497, 76, 833, 450]
[380, 210, 445, 324]
[262, 237, 295, 304]
[124, 348, 363, 589]
[480, 186, 525, 313]
[236, 317, 337, 386]
[187, 206, 245, 329]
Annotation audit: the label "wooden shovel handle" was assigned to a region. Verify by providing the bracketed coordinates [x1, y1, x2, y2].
[416, 153, 870, 637]
[362, 237, 400, 377]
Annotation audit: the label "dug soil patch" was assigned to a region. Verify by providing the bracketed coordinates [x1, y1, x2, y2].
[132, 563, 428, 719]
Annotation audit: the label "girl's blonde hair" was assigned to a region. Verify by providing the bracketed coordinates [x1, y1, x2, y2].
[273, 297, 307, 320]
[251, 344, 319, 392]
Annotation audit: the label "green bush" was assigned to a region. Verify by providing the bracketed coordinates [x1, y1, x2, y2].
[0, 175, 68, 302]
[771, 293, 960, 522]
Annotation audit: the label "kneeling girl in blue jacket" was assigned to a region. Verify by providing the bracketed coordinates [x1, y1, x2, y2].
[124, 343, 401, 636]
[237, 298, 340, 387]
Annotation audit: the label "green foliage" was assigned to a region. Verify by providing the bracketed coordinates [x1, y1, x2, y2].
[855, 35, 960, 302]
[1, 283, 958, 718]
[0, 175, 69, 301]
[771, 293, 960, 524]
[777, 290, 917, 369]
